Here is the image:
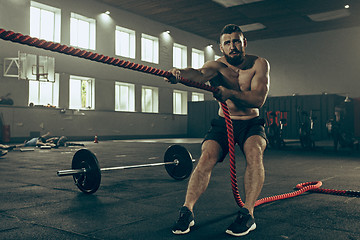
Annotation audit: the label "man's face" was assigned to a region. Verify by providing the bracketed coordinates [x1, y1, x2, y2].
[220, 32, 246, 66]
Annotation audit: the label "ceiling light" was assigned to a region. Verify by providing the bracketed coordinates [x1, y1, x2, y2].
[240, 23, 266, 32]
[344, 5, 350, 9]
[104, 11, 110, 15]
[308, 9, 350, 22]
[212, 0, 263, 8]
[344, 95, 351, 103]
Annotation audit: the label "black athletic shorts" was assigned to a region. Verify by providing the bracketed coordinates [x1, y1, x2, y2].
[202, 116, 267, 162]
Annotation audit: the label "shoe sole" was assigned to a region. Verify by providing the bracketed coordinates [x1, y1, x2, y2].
[1, 151, 8, 157]
[172, 220, 195, 235]
[225, 223, 256, 237]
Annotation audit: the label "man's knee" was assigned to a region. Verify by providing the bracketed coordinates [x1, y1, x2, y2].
[196, 141, 222, 173]
[244, 136, 266, 166]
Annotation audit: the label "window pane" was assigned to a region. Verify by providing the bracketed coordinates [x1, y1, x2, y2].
[29, 81, 39, 105]
[143, 38, 153, 62]
[40, 9, 54, 41]
[70, 18, 77, 46]
[119, 85, 129, 111]
[115, 85, 120, 110]
[69, 79, 81, 109]
[173, 46, 182, 68]
[174, 92, 182, 114]
[118, 31, 130, 57]
[30, 7, 41, 37]
[141, 34, 158, 63]
[82, 80, 92, 108]
[192, 52, 199, 68]
[115, 82, 135, 111]
[78, 20, 90, 49]
[192, 93, 204, 102]
[144, 88, 153, 112]
[39, 81, 53, 105]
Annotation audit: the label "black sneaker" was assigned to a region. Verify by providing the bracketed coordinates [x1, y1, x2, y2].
[172, 206, 195, 234]
[226, 208, 256, 237]
[0, 150, 8, 157]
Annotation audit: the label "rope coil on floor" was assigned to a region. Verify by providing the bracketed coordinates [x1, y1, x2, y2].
[0, 28, 358, 207]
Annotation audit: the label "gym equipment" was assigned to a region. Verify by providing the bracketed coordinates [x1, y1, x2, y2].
[265, 111, 285, 149]
[57, 145, 193, 194]
[298, 108, 316, 149]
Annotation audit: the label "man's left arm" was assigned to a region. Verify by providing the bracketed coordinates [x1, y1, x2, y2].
[215, 58, 270, 108]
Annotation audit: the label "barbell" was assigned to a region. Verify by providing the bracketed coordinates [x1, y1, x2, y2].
[57, 144, 194, 194]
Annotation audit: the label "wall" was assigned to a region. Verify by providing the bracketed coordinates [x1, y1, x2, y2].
[188, 94, 353, 141]
[247, 26, 360, 98]
[0, 0, 217, 141]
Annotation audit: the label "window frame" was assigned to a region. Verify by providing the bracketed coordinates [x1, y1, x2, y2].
[173, 43, 187, 68]
[141, 85, 159, 113]
[28, 73, 59, 107]
[70, 12, 96, 50]
[115, 81, 135, 112]
[30, 1, 61, 42]
[69, 75, 95, 110]
[191, 92, 205, 102]
[141, 33, 159, 64]
[173, 90, 188, 115]
[115, 26, 136, 59]
[191, 48, 205, 69]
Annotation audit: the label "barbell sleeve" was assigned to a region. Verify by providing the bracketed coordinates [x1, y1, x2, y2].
[57, 168, 86, 177]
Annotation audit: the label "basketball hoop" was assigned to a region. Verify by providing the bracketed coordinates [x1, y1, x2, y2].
[18, 51, 55, 82]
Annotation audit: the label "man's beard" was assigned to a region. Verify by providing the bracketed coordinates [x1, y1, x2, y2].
[224, 51, 245, 66]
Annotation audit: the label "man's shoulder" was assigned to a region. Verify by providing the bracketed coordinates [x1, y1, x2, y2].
[203, 59, 228, 69]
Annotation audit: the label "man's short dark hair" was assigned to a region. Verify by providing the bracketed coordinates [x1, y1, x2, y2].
[220, 24, 244, 39]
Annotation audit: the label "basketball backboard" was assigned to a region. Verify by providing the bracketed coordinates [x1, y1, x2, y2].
[18, 52, 55, 82]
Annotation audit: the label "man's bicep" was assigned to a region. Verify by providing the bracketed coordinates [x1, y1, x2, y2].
[199, 67, 219, 83]
[251, 59, 270, 101]
[196, 61, 221, 83]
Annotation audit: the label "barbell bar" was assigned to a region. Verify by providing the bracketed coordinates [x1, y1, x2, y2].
[57, 160, 180, 177]
[56, 144, 194, 194]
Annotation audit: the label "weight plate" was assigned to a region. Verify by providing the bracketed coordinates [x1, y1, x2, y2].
[164, 145, 193, 180]
[72, 149, 101, 194]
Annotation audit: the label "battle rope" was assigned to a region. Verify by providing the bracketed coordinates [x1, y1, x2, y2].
[1, 28, 358, 207]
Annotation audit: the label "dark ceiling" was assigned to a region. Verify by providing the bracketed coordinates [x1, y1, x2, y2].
[94, 0, 360, 42]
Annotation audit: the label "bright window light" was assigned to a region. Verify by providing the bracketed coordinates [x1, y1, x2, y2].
[70, 13, 96, 50]
[116, 26, 136, 59]
[30, 1, 61, 42]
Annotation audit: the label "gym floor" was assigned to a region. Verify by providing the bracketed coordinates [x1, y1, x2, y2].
[0, 139, 359, 240]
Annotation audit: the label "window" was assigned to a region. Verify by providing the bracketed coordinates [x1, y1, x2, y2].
[192, 48, 205, 69]
[115, 26, 136, 59]
[28, 73, 59, 107]
[115, 82, 135, 112]
[70, 13, 96, 50]
[30, 1, 61, 42]
[141, 34, 159, 64]
[141, 86, 159, 113]
[192, 92, 204, 102]
[173, 43, 187, 68]
[173, 90, 188, 115]
[215, 55, 222, 60]
[69, 76, 95, 110]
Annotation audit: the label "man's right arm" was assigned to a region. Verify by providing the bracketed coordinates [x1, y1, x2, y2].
[165, 61, 220, 84]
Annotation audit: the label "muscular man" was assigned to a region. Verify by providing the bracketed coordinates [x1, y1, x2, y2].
[165, 24, 270, 237]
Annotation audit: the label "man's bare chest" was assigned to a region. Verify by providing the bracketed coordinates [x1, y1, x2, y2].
[220, 67, 254, 91]
[238, 69, 255, 91]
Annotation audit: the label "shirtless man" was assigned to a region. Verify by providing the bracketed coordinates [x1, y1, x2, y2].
[165, 24, 270, 236]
